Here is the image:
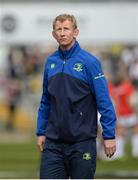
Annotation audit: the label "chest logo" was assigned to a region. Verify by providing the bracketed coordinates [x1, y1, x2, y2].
[50, 63, 55, 69]
[73, 63, 83, 72]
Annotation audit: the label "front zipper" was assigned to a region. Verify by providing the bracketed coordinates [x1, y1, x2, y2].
[62, 59, 66, 72]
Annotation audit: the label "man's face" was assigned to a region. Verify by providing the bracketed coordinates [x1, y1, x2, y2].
[52, 19, 79, 49]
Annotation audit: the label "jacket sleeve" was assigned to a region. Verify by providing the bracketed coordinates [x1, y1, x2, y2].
[36, 60, 50, 136]
[87, 58, 116, 139]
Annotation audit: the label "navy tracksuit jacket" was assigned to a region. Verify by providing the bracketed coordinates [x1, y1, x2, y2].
[36, 41, 116, 143]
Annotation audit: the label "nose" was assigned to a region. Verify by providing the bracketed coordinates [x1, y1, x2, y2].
[60, 29, 65, 36]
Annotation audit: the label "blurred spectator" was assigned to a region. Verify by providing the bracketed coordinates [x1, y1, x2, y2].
[4, 47, 24, 130]
[5, 78, 21, 131]
[7, 47, 25, 79]
[108, 64, 138, 159]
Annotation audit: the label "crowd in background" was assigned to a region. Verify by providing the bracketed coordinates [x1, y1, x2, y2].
[95, 44, 138, 160]
[0, 43, 138, 160]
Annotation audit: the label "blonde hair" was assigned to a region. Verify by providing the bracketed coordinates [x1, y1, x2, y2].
[53, 14, 78, 30]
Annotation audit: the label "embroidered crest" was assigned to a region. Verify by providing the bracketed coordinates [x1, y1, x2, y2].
[83, 153, 92, 160]
[73, 63, 83, 72]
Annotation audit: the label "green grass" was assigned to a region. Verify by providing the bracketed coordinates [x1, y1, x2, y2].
[96, 141, 138, 178]
[0, 140, 138, 178]
[0, 141, 40, 178]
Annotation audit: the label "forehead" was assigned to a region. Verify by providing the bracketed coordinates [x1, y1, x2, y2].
[54, 19, 73, 28]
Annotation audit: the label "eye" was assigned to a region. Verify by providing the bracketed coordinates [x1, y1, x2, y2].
[54, 27, 62, 33]
[64, 27, 69, 30]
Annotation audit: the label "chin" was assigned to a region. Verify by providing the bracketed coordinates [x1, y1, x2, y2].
[60, 44, 69, 48]
[60, 42, 68, 45]
[59, 40, 73, 49]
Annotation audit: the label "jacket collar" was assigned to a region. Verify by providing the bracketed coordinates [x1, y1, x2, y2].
[58, 40, 81, 60]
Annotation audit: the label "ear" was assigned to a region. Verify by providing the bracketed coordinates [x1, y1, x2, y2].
[52, 31, 56, 39]
[73, 28, 79, 39]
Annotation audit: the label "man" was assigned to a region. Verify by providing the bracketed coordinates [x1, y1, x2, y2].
[109, 70, 138, 159]
[36, 14, 116, 179]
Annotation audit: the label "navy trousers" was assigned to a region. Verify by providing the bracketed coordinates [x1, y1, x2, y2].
[40, 138, 96, 179]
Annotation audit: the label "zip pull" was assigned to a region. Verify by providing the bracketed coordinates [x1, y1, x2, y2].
[62, 59, 66, 72]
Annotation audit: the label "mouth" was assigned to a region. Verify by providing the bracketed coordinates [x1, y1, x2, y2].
[60, 38, 67, 42]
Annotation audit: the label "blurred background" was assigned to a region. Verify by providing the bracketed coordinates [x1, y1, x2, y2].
[0, 0, 138, 178]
